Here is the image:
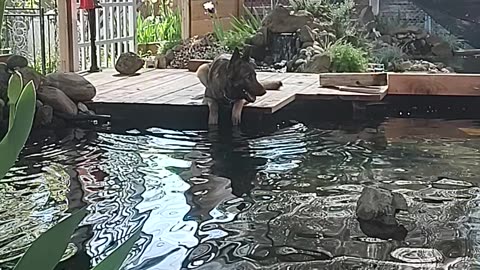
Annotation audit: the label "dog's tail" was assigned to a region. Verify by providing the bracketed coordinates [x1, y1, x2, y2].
[261, 80, 283, 90]
[196, 63, 210, 87]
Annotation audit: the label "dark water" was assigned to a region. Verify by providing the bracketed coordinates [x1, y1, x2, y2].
[1, 118, 480, 269]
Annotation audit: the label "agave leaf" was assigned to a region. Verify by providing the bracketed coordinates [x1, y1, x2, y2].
[14, 208, 88, 270]
[92, 228, 142, 270]
[0, 81, 36, 180]
[7, 72, 24, 129]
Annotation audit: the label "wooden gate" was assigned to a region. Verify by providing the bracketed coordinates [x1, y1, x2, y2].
[73, 0, 137, 71]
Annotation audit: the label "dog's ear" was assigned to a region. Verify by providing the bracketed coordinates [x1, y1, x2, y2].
[242, 47, 250, 61]
[230, 48, 241, 63]
[228, 48, 241, 75]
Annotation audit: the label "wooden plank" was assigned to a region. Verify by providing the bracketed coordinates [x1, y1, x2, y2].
[388, 73, 480, 96]
[297, 86, 386, 101]
[157, 72, 280, 109]
[94, 71, 191, 102]
[331, 85, 388, 95]
[188, 59, 212, 72]
[454, 49, 480, 57]
[319, 73, 388, 87]
[83, 68, 157, 88]
[247, 73, 315, 113]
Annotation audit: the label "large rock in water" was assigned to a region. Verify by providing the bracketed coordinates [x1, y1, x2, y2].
[115, 52, 144, 75]
[262, 6, 315, 33]
[34, 100, 53, 127]
[17, 67, 45, 90]
[356, 186, 408, 225]
[45, 72, 96, 102]
[6, 55, 28, 70]
[37, 86, 78, 116]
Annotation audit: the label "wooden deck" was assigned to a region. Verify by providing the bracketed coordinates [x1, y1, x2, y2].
[84, 69, 386, 114]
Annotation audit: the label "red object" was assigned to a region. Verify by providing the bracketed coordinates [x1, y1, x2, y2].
[79, 0, 96, 10]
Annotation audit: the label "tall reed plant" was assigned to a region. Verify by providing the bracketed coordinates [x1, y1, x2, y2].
[136, 8, 182, 45]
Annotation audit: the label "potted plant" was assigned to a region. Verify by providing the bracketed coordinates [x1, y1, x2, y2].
[0, 0, 12, 62]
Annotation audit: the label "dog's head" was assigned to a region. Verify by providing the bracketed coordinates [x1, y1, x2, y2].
[226, 48, 266, 103]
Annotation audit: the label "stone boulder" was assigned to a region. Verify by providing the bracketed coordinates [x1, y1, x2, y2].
[6, 55, 28, 70]
[17, 67, 45, 90]
[0, 63, 10, 98]
[431, 42, 454, 58]
[37, 86, 78, 116]
[356, 186, 408, 225]
[115, 52, 145, 75]
[303, 54, 331, 73]
[262, 6, 314, 33]
[34, 100, 53, 127]
[298, 25, 315, 43]
[45, 72, 96, 102]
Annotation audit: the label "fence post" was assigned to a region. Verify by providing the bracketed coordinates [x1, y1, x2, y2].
[39, 0, 47, 74]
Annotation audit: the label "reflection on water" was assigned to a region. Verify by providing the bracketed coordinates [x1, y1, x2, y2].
[1, 119, 480, 269]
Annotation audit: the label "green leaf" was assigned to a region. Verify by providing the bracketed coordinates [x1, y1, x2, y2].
[0, 80, 36, 179]
[7, 72, 24, 129]
[92, 228, 142, 270]
[14, 208, 88, 270]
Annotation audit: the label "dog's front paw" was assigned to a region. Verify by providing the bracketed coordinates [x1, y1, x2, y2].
[231, 113, 241, 126]
[208, 116, 219, 125]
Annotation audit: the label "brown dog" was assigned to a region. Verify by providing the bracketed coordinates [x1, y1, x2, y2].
[196, 48, 282, 125]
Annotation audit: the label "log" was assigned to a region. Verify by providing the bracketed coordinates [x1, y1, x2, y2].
[188, 59, 212, 72]
[319, 72, 388, 87]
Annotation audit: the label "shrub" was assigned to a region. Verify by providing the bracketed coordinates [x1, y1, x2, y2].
[289, 0, 332, 21]
[371, 43, 406, 67]
[213, 7, 261, 51]
[327, 41, 369, 72]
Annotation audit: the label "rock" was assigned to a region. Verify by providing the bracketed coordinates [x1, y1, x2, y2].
[17, 67, 44, 90]
[173, 44, 183, 52]
[6, 55, 28, 70]
[262, 6, 314, 33]
[37, 86, 78, 116]
[45, 72, 96, 102]
[273, 60, 287, 70]
[298, 25, 315, 43]
[378, 34, 393, 44]
[115, 52, 145, 75]
[34, 100, 53, 127]
[395, 60, 413, 72]
[359, 6, 375, 26]
[390, 26, 423, 36]
[77, 102, 89, 113]
[0, 63, 10, 98]
[303, 54, 331, 73]
[243, 44, 267, 61]
[0, 98, 4, 121]
[155, 54, 167, 69]
[294, 58, 307, 68]
[301, 41, 314, 49]
[250, 32, 266, 47]
[165, 49, 175, 65]
[431, 42, 453, 58]
[356, 187, 408, 225]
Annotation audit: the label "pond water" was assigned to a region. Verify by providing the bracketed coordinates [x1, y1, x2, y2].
[1, 118, 480, 269]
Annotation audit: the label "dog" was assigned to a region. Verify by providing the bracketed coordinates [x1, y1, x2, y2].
[196, 48, 283, 126]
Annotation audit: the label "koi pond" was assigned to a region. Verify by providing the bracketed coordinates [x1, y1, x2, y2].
[1, 118, 479, 269]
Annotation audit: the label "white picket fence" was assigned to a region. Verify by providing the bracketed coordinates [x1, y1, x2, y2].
[74, 0, 137, 71]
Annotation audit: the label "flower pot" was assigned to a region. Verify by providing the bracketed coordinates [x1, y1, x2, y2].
[137, 43, 161, 56]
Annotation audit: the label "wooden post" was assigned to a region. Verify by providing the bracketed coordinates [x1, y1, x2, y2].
[238, 0, 245, 15]
[58, 0, 75, 72]
[176, 0, 190, 39]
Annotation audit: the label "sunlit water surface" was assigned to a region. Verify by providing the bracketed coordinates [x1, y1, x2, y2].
[1, 118, 480, 270]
